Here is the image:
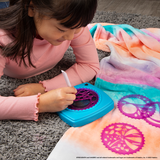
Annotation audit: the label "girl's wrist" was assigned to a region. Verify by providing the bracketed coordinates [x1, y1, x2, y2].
[37, 94, 46, 113]
[38, 83, 46, 94]
[39, 81, 47, 92]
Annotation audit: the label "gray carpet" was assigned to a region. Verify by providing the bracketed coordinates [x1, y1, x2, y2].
[0, 11, 160, 160]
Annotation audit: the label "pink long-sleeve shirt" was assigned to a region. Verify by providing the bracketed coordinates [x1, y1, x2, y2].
[0, 26, 100, 121]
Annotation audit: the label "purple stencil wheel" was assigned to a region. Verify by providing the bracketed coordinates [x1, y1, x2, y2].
[118, 95, 156, 119]
[68, 88, 99, 110]
[101, 123, 145, 155]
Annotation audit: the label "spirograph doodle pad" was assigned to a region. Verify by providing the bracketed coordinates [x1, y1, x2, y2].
[57, 83, 114, 127]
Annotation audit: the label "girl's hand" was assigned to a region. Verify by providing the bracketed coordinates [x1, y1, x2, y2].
[37, 87, 77, 113]
[14, 83, 46, 97]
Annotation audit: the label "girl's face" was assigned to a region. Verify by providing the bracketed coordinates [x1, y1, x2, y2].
[28, 7, 81, 45]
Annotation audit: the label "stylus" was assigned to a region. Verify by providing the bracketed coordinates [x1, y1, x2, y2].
[61, 70, 72, 87]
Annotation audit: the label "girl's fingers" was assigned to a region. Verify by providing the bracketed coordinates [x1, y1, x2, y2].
[63, 87, 77, 94]
[66, 93, 76, 101]
[14, 88, 24, 96]
[13, 85, 24, 91]
[65, 92, 77, 106]
[66, 101, 74, 106]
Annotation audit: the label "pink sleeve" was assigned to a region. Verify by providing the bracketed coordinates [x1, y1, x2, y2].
[0, 31, 39, 121]
[41, 26, 100, 91]
[0, 52, 39, 121]
[0, 94, 40, 121]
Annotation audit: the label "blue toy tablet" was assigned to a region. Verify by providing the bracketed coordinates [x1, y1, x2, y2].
[57, 83, 114, 127]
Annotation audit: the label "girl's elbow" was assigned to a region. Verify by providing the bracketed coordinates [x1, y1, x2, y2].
[90, 64, 100, 78]
[93, 63, 100, 75]
[96, 65, 100, 74]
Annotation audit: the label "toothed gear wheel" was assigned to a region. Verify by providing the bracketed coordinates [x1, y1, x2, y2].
[101, 123, 145, 155]
[117, 95, 156, 119]
[68, 88, 99, 110]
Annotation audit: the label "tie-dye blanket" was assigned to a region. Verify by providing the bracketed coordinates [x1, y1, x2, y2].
[47, 24, 160, 160]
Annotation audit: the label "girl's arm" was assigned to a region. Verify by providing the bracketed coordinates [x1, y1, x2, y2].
[0, 54, 39, 120]
[0, 95, 39, 121]
[41, 26, 100, 91]
[0, 57, 76, 121]
[0, 87, 77, 121]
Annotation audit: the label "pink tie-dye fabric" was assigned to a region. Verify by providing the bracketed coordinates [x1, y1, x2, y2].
[47, 23, 160, 160]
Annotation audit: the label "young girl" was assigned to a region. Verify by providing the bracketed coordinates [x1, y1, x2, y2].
[0, 0, 99, 121]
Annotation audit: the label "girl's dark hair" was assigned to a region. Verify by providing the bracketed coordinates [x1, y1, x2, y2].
[0, 0, 97, 67]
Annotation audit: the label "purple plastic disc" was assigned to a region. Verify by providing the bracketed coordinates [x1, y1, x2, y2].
[68, 88, 99, 110]
[101, 123, 145, 155]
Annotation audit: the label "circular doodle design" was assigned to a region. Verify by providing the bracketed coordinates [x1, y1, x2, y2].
[101, 123, 145, 155]
[144, 109, 160, 128]
[68, 88, 99, 110]
[118, 95, 156, 119]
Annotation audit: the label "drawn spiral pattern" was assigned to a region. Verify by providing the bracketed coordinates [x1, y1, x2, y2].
[101, 123, 145, 155]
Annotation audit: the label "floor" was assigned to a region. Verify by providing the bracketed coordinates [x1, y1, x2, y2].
[0, 0, 160, 17]
[97, 0, 160, 17]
